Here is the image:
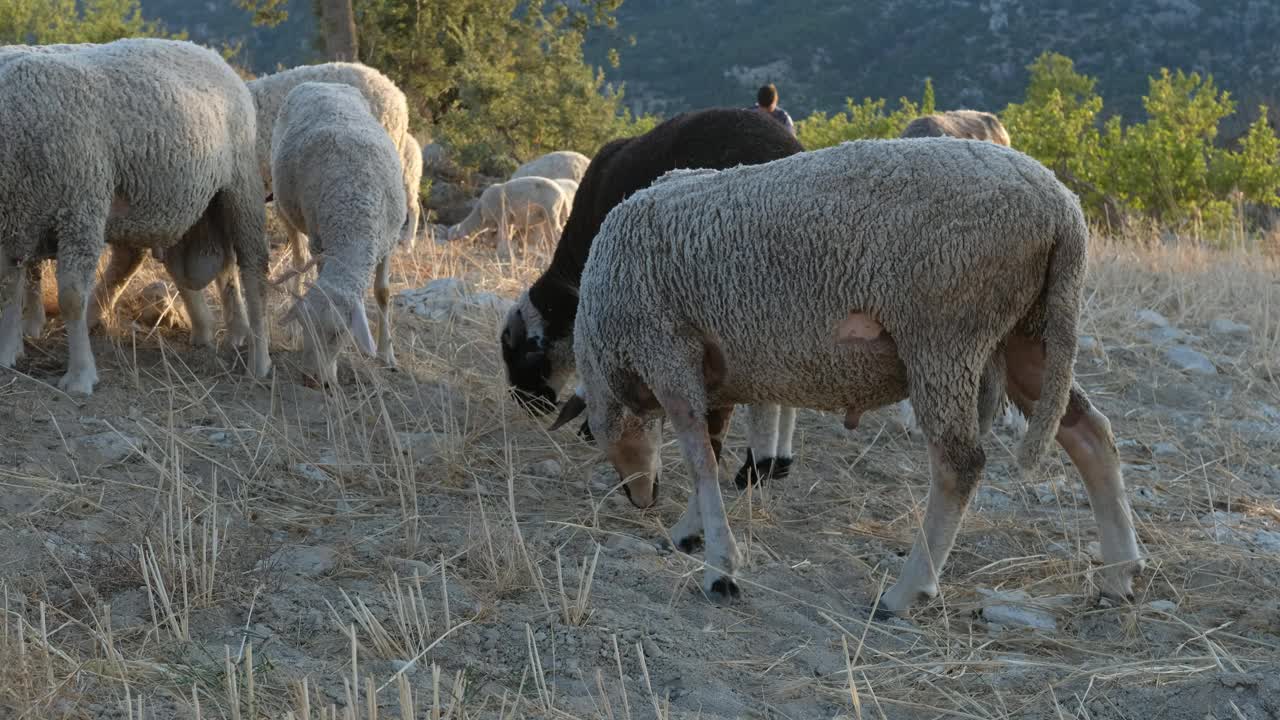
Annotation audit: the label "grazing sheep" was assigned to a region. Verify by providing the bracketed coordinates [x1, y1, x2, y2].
[271, 82, 407, 386]
[246, 63, 412, 295]
[898, 109, 1019, 436]
[400, 134, 424, 249]
[551, 138, 1143, 614]
[447, 177, 570, 245]
[900, 109, 1011, 146]
[501, 108, 804, 490]
[0, 38, 272, 395]
[511, 150, 590, 183]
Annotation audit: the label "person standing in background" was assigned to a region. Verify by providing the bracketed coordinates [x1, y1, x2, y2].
[751, 83, 796, 137]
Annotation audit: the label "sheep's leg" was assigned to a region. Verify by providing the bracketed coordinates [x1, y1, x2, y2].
[55, 231, 106, 396]
[21, 262, 45, 338]
[880, 366, 984, 613]
[1005, 335, 1142, 603]
[287, 226, 309, 301]
[89, 246, 146, 331]
[663, 393, 741, 600]
[374, 256, 395, 366]
[775, 407, 797, 475]
[216, 266, 251, 348]
[0, 262, 30, 366]
[177, 286, 217, 346]
[896, 399, 922, 435]
[219, 184, 272, 378]
[707, 405, 734, 463]
[735, 404, 780, 490]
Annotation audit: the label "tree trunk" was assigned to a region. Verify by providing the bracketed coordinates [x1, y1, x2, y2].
[321, 0, 358, 61]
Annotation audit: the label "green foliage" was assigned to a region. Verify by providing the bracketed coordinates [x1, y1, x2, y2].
[795, 78, 934, 149]
[0, 0, 181, 44]
[1002, 54, 1280, 234]
[236, 0, 290, 28]
[1001, 53, 1106, 200]
[353, 0, 653, 174]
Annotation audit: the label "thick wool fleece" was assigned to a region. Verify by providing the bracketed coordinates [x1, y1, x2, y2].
[900, 110, 1011, 146]
[0, 38, 271, 393]
[575, 138, 1087, 471]
[271, 82, 407, 374]
[511, 151, 591, 183]
[248, 62, 409, 194]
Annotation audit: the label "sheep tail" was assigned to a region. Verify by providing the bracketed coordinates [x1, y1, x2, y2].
[1016, 207, 1087, 471]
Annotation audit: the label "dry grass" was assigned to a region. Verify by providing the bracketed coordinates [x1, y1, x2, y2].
[1, 219, 1278, 719]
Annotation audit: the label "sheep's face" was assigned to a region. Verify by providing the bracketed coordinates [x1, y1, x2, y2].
[501, 292, 565, 415]
[288, 284, 376, 387]
[549, 382, 661, 509]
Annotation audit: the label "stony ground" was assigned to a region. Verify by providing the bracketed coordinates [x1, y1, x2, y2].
[1, 231, 1278, 720]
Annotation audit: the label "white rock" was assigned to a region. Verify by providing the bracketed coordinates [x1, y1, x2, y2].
[1165, 345, 1217, 375]
[974, 485, 1013, 511]
[1087, 541, 1103, 563]
[396, 278, 514, 320]
[261, 546, 337, 578]
[1151, 442, 1179, 457]
[1251, 530, 1280, 553]
[1209, 317, 1251, 337]
[977, 589, 1058, 632]
[1077, 335, 1100, 353]
[74, 431, 143, 463]
[1146, 599, 1177, 612]
[1135, 309, 1169, 327]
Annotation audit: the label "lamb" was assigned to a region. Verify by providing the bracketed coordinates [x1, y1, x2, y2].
[246, 62, 413, 294]
[900, 109, 1011, 146]
[511, 150, 591, 184]
[501, 108, 805, 490]
[550, 138, 1144, 614]
[270, 82, 407, 386]
[0, 38, 272, 395]
[446, 177, 571, 244]
[898, 108, 1020, 436]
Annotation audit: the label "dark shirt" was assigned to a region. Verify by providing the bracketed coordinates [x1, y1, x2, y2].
[749, 105, 797, 136]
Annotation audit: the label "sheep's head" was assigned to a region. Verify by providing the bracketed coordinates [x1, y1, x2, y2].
[501, 291, 573, 415]
[286, 282, 376, 387]
[550, 383, 662, 510]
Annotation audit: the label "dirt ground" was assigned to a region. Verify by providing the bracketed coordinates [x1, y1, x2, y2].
[1, 229, 1279, 720]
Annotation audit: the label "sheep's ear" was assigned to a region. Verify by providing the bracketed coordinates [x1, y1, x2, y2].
[549, 391, 587, 431]
[349, 300, 377, 356]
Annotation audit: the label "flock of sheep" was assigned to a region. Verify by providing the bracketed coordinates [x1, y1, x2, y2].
[0, 38, 1144, 618]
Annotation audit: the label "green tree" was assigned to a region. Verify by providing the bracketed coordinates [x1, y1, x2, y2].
[352, 0, 655, 174]
[1001, 53, 1106, 205]
[0, 0, 180, 44]
[795, 79, 934, 149]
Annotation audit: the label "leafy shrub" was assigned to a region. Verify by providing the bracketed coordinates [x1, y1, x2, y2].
[0, 0, 180, 44]
[796, 79, 935, 149]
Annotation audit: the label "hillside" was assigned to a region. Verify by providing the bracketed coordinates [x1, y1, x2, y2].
[139, 0, 1280, 127]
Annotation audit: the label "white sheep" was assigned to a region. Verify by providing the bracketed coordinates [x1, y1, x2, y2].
[511, 150, 590, 183]
[247, 62, 413, 294]
[0, 39, 272, 395]
[447, 177, 570, 246]
[271, 82, 407, 386]
[552, 138, 1143, 614]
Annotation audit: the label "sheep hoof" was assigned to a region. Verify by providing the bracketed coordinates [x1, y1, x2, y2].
[577, 419, 594, 443]
[58, 368, 98, 396]
[733, 453, 792, 490]
[866, 599, 902, 622]
[707, 576, 741, 602]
